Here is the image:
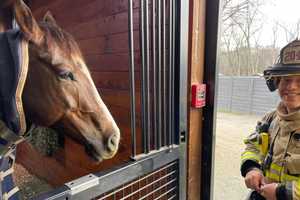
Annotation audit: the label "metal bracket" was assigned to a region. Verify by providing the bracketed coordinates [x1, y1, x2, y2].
[65, 173, 99, 196]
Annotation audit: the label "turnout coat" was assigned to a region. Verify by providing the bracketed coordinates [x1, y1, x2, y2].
[241, 102, 300, 200]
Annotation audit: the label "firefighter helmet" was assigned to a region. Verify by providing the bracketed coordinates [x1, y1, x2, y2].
[264, 40, 300, 91]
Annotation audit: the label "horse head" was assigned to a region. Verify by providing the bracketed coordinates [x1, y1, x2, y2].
[12, 0, 120, 161]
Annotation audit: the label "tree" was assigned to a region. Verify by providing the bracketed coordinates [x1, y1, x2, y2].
[278, 19, 300, 44]
[219, 0, 274, 76]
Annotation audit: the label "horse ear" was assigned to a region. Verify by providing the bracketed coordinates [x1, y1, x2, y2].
[13, 0, 44, 45]
[43, 11, 58, 27]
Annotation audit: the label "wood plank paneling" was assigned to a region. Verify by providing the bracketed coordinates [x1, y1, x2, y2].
[92, 72, 140, 90]
[67, 9, 140, 40]
[100, 89, 141, 109]
[31, 0, 140, 28]
[104, 0, 140, 15]
[77, 31, 139, 55]
[84, 52, 140, 71]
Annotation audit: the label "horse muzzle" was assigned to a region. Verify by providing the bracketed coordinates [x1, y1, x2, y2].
[85, 131, 120, 162]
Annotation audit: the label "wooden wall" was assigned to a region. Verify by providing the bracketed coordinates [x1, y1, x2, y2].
[187, 0, 206, 199]
[17, 0, 144, 186]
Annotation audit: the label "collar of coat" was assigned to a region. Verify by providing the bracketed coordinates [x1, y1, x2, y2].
[277, 102, 300, 132]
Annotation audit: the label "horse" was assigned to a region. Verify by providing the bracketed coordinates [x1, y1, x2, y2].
[18, 0, 120, 161]
[0, 0, 120, 199]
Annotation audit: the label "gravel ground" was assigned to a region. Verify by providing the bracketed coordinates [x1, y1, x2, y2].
[13, 163, 52, 199]
[11, 111, 261, 199]
[213, 112, 262, 200]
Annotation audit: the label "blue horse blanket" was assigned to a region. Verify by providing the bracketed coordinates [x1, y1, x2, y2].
[0, 27, 29, 199]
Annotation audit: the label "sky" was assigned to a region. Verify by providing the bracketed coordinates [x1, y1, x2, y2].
[260, 0, 300, 47]
[262, 0, 300, 23]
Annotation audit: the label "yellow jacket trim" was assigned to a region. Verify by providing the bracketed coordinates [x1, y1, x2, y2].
[241, 151, 261, 162]
[265, 170, 280, 182]
[282, 173, 299, 182]
[270, 163, 282, 172]
[265, 163, 299, 182]
[293, 183, 300, 199]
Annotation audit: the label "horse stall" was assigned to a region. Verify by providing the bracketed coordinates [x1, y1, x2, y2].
[10, 0, 220, 199]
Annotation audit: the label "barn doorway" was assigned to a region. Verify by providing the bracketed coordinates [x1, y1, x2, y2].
[214, 0, 300, 199]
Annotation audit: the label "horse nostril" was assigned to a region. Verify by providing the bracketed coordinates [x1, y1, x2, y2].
[107, 134, 119, 152]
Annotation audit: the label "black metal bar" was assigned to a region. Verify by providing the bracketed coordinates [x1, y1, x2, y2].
[168, 0, 173, 146]
[201, 0, 221, 199]
[171, 0, 176, 145]
[144, 0, 151, 153]
[156, 0, 162, 149]
[162, 0, 167, 147]
[174, 0, 187, 145]
[128, 0, 137, 158]
[140, 0, 147, 154]
[152, 0, 157, 150]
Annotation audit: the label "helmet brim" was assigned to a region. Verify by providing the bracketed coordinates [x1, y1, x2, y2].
[264, 63, 300, 78]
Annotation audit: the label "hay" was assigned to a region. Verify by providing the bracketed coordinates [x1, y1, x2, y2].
[28, 126, 63, 156]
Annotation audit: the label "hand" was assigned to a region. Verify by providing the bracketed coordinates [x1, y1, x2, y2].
[244, 169, 265, 192]
[260, 183, 278, 200]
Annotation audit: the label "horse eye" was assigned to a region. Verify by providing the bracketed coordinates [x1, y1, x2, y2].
[58, 71, 75, 81]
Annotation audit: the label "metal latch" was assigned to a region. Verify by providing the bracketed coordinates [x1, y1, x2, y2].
[65, 173, 99, 196]
[180, 131, 186, 142]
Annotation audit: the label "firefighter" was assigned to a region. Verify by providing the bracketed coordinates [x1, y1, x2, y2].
[241, 40, 300, 200]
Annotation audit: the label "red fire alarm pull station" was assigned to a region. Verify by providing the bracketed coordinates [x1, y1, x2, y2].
[191, 83, 206, 108]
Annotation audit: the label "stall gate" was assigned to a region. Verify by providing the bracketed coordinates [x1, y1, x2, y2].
[32, 0, 188, 199]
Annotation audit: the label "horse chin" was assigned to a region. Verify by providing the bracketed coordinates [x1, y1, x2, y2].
[90, 150, 103, 163]
[84, 143, 118, 163]
[84, 143, 103, 163]
[89, 147, 118, 162]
